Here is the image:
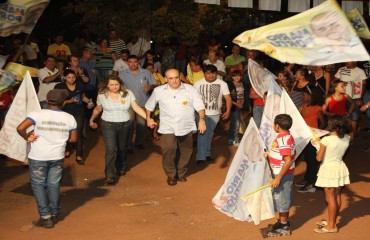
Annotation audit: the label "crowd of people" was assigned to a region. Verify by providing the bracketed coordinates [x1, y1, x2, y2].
[1, 31, 369, 235]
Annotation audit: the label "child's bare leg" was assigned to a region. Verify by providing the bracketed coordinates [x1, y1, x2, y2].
[324, 187, 338, 230]
[279, 212, 289, 223]
[335, 187, 342, 216]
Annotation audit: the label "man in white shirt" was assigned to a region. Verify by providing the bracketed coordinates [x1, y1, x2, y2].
[335, 61, 367, 138]
[203, 50, 226, 80]
[127, 35, 150, 60]
[145, 69, 206, 186]
[194, 65, 232, 164]
[37, 55, 62, 109]
[112, 49, 130, 75]
[17, 89, 77, 229]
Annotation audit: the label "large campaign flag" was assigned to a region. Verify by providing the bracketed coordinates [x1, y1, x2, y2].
[346, 8, 370, 39]
[0, 72, 40, 162]
[248, 59, 277, 98]
[0, 0, 49, 37]
[259, 82, 312, 157]
[279, 90, 312, 156]
[259, 79, 282, 151]
[233, 0, 370, 65]
[212, 118, 274, 224]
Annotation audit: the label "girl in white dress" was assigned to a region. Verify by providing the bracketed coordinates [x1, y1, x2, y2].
[314, 115, 350, 233]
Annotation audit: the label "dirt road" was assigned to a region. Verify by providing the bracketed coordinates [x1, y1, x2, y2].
[1, 126, 369, 240]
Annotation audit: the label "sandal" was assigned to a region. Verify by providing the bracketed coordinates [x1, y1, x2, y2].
[314, 226, 338, 233]
[315, 219, 327, 227]
[64, 151, 71, 158]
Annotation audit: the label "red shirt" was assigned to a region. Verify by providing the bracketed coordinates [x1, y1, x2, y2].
[328, 94, 347, 116]
[0, 91, 11, 110]
[269, 132, 296, 175]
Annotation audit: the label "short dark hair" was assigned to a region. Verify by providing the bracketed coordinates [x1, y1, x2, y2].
[274, 114, 293, 130]
[44, 54, 56, 62]
[121, 49, 130, 55]
[327, 115, 350, 138]
[127, 55, 139, 61]
[203, 64, 217, 73]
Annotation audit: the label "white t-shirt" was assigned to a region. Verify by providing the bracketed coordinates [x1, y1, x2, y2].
[194, 78, 230, 115]
[335, 66, 367, 99]
[37, 67, 59, 102]
[113, 59, 129, 72]
[27, 109, 77, 161]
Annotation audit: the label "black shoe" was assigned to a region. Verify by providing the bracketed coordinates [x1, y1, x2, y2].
[196, 160, 206, 165]
[32, 217, 54, 228]
[105, 178, 116, 185]
[268, 220, 283, 230]
[266, 222, 291, 237]
[136, 144, 144, 150]
[177, 177, 187, 182]
[51, 214, 59, 224]
[167, 177, 177, 186]
[118, 169, 127, 176]
[206, 156, 214, 162]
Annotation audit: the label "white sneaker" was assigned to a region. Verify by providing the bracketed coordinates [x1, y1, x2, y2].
[233, 141, 240, 147]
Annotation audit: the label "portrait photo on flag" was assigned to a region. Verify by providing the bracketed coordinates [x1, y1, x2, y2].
[212, 118, 274, 224]
[233, 0, 370, 66]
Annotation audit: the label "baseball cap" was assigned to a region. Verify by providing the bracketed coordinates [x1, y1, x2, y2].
[46, 89, 69, 106]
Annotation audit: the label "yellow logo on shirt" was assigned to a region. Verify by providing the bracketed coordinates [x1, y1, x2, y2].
[182, 101, 188, 105]
[121, 99, 126, 104]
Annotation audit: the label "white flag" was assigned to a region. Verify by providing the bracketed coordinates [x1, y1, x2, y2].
[259, 80, 282, 150]
[248, 59, 277, 98]
[279, 90, 312, 157]
[212, 118, 274, 224]
[0, 72, 41, 162]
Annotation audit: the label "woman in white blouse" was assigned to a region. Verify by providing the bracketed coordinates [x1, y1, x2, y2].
[89, 75, 155, 184]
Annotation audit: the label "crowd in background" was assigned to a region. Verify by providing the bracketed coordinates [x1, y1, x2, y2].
[1, 30, 370, 186]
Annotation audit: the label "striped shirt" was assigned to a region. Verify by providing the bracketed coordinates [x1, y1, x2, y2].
[269, 132, 296, 175]
[109, 39, 127, 55]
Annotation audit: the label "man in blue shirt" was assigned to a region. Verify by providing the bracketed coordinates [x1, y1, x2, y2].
[119, 55, 156, 150]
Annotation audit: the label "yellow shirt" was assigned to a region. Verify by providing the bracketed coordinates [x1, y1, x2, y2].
[153, 72, 166, 85]
[47, 43, 71, 59]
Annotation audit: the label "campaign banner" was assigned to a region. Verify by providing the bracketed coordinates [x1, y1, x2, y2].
[260, 83, 311, 157]
[0, 55, 8, 69]
[0, 72, 41, 162]
[0, 69, 17, 94]
[310, 127, 329, 139]
[248, 59, 277, 98]
[0, 0, 49, 37]
[279, 90, 312, 157]
[4, 62, 38, 80]
[346, 8, 370, 39]
[233, 0, 370, 66]
[259, 79, 282, 151]
[212, 118, 274, 224]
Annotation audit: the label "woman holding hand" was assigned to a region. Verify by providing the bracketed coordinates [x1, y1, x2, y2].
[89, 75, 155, 184]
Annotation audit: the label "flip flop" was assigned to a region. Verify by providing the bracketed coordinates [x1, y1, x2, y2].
[315, 219, 327, 227]
[314, 227, 338, 233]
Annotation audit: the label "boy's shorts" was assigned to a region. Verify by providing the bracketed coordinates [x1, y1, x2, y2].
[272, 173, 294, 213]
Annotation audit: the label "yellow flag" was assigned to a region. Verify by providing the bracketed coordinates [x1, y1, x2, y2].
[4, 62, 38, 81]
[0, 0, 49, 37]
[233, 0, 370, 66]
[346, 8, 370, 39]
